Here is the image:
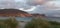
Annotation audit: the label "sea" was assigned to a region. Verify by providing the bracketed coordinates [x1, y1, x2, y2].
[0, 17, 32, 22]
[0, 17, 60, 22]
[45, 17, 60, 22]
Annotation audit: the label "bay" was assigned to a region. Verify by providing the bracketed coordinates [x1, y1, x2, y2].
[0, 17, 60, 22]
[0, 17, 32, 22]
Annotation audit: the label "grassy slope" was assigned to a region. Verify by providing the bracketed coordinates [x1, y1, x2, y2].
[25, 18, 60, 28]
[0, 18, 18, 28]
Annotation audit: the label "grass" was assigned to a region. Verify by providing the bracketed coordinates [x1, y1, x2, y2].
[0, 17, 60, 28]
[0, 17, 18, 28]
[25, 18, 60, 28]
[25, 18, 51, 28]
[49, 21, 60, 28]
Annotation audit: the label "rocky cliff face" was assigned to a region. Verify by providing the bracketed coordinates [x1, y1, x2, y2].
[0, 9, 45, 17]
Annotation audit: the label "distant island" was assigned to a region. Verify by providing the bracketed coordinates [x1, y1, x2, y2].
[0, 9, 45, 17]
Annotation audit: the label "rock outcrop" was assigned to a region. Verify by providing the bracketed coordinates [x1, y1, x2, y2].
[31, 14, 45, 17]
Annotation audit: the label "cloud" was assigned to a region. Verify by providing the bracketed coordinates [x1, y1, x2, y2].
[1, 0, 60, 17]
[26, 1, 60, 17]
[26, 0, 57, 6]
[13, 0, 60, 17]
[26, 0, 48, 6]
[19, 6, 36, 11]
[44, 1, 60, 9]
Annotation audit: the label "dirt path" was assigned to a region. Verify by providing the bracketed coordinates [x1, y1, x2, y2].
[18, 22, 27, 28]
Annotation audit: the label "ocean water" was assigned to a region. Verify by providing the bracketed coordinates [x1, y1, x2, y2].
[45, 17, 60, 22]
[16, 17, 32, 22]
[0, 17, 60, 22]
[0, 17, 32, 22]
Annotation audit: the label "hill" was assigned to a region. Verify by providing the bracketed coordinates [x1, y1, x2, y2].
[0, 9, 32, 17]
[0, 9, 45, 17]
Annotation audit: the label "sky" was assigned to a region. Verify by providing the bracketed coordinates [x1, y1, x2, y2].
[0, 0, 60, 17]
